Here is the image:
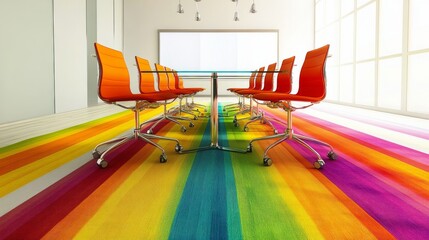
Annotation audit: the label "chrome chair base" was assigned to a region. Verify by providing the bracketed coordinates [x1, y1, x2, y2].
[247, 108, 337, 168]
[142, 100, 195, 134]
[92, 108, 183, 168]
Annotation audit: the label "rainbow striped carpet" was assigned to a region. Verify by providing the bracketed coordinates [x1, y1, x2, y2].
[1, 103, 428, 239]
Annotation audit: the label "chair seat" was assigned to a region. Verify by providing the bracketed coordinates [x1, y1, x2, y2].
[170, 89, 198, 95]
[181, 87, 205, 92]
[235, 89, 265, 96]
[227, 87, 250, 92]
[107, 92, 177, 102]
[253, 92, 322, 103]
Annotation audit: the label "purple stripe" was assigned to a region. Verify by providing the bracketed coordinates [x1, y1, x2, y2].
[256, 109, 429, 238]
[286, 141, 429, 239]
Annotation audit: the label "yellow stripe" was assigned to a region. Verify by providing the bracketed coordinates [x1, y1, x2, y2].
[0, 119, 134, 197]
[0, 112, 128, 158]
[73, 121, 207, 239]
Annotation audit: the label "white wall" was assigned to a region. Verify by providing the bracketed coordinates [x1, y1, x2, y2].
[0, 0, 123, 124]
[54, 0, 87, 113]
[123, 0, 315, 94]
[0, 0, 312, 123]
[0, 0, 55, 123]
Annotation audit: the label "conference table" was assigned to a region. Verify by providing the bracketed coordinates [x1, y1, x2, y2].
[142, 69, 283, 153]
[177, 71, 252, 153]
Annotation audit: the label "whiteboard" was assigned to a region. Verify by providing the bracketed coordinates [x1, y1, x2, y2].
[159, 30, 278, 71]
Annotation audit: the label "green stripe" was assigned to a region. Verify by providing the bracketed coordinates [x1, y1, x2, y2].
[224, 115, 307, 239]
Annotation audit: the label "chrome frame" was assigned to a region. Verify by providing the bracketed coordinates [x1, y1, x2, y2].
[93, 100, 183, 168]
[247, 101, 336, 168]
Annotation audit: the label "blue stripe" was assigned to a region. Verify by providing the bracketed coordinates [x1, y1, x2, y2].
[169, 107, 242, 240]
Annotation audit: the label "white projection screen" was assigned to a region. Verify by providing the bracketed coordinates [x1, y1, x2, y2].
[159, 30, 278, 96]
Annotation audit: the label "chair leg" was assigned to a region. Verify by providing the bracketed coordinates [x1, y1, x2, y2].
[233, 96, 256, 124]
[144, 101, 192, 134]
[243, 110, 283, 134]
[247, 107, 336, 168]
[93, 107, 183, 168]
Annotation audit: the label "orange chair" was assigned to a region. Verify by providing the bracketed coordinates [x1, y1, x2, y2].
[147, 63, 196, 132]
[233, 63, 277, 131]
[134, 58, 194, 134]
[224, 71, 257, 113]
[232, 67, 265, 121]
[166, 67, 204, 118]
[172, 70, 207, 114]
[92, 43, 183, 168]
[242, 56, 296, 133]
[247, 45, 337, 168]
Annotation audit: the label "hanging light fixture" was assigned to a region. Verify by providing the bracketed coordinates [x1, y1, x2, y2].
[177, 0, 184, 14]
[250, 0, 257, 13]
[176, 0, 255, 21]
[233, 0, 239, 21]
[195, 0, 201, 21]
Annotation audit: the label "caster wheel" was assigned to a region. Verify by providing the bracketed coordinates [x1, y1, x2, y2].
[234, 122, 239, 127]
[273, 129, 278, 134]
[247, 144, 253, 152]
[263, 157, 272, 166]
[175, 144, 183, 152]
[160, 154, 167, 163]
[314, 160, 325, 169]
[193, 116, 198, 120]
[97, 159, 108, 168]
[92, 151, 101, 159]
[243, 126, 249, 132]
[147, 129, 153, 134]
[327, 151, 337, 160]
[189, 122, 195, 128]
[181, 126, 187, 132]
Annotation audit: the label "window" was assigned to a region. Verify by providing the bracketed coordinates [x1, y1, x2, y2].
[316, 0, 429, 118]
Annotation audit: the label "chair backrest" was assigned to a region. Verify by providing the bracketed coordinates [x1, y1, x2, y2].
[94, 43, 132, 101]
[135, 56, 157, 93]
[253, 67, 266, 90]
[155, 63, 170, 91]
[173, 71, 182, 89]
[297, 44, 330, 100]
[275, 56, 295, 93]
[247, 71, 257, 89]
[165, 67, 178, 90]
[261, 63, 277, 91]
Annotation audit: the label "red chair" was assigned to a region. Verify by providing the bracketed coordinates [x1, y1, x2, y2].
[92, 43, 183, 167]
[247, 45, 337, 168]
[224, 71, 257, 113]
[233, 63, 277, 132]
[242, 56, 296, 133]
[232, 67, 265, 122]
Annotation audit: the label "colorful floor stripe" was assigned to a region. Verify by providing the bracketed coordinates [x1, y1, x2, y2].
[0, 104, 428, 239]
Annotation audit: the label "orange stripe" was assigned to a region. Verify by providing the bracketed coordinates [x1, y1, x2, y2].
[0, 114, 133, 175]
